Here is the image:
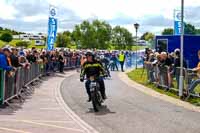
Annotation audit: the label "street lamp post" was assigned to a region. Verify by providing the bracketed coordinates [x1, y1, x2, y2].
[179, 0, 184, 97]
[134, 23, 140, 69]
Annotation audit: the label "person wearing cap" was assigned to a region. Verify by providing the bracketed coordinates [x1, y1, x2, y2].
[0, 48, 13, 71]
[80, 51, 107, 102]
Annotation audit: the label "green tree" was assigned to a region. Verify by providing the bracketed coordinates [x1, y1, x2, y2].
[0, 32, 13, 43]
[56, 33, 71, 47]
[92, 20, 112, 49]
[184, 23, 196, 35]
[141, 32, 155, 41]
[112, 26, 133, 50]
[162, 23, 197, 35]
[71, 25, 82, 48]
[196, 29, 200, 35]
[71, 20, 133, 50]
[63, 31, 71, 36]
[162, 28, 174, 35]
[16, 41, 30, 48]
[72, 20, 112, 49]
[80, 20, 96, 48]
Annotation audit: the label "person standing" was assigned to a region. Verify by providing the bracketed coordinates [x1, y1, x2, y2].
[110, 54, 118, 71]
[173, 49, 187, 89]
[10, 48, 22, 68]
[118, 51, 126, 72]
[0, 48, 13, 71]
[188, 50, 200, 93]
[58, 52, 65, 73]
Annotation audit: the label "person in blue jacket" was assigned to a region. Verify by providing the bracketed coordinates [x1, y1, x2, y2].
[0, 48, 13, 71]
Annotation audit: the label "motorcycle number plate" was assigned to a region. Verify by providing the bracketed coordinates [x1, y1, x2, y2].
[90, 82, 96, 91]
[90, 87, 95, 91]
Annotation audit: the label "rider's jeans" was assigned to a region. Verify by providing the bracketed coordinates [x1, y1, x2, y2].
[85, 77, 105, 98]
[188, 79, 200, 93]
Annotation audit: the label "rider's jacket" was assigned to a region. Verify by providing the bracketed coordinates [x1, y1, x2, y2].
[80, 60, 105, 79]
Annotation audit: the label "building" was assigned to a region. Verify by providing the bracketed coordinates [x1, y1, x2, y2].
[13, 33, 46, 40]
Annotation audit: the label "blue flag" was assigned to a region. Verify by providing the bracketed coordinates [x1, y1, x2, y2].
[174, 10, 184, 35]
[47, 6, 57, 51]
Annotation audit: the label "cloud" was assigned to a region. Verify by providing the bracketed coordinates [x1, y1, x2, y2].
[141, 15, 173, 27]
[0, 0, 83, 33]
[108, 14, 135, 25]
[0, 17, 47, 33]
[1, 0, 200, 35]
[0, 0, 17, 19]
[185, 6, 200, 28]
[11, 0, 48, 18]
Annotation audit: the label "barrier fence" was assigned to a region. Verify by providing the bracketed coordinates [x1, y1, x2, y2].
[0, 69, 5, 104]
[144, 63, 200, 99]
[0, 57, 81, 106]
[2, 63, 43, 105]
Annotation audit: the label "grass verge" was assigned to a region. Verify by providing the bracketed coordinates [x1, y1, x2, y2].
[127, 68, 200, 106]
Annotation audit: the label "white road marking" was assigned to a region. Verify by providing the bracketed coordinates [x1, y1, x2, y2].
[55, 72, 99, 133]
[0, 127, 31, 133]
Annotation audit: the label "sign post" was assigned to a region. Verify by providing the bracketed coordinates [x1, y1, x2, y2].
[179, 0, 184, 98]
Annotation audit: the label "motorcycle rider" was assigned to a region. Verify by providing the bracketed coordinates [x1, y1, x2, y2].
[80, 51, 107, 102]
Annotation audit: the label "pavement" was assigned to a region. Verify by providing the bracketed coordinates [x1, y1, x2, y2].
[0, 71, 98, 133]
[61, 71, 200, 133]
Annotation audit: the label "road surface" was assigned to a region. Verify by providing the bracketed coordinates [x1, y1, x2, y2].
[60, 71, 200, 133]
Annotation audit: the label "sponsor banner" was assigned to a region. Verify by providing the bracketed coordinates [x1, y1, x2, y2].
[47, 6, 57, 51]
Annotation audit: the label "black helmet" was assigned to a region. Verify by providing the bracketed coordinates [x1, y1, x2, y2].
[85, 51, 93, 57]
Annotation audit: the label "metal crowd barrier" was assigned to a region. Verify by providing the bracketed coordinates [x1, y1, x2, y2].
[0, 68, 5, 104]
[145, 63, 175, 89]
[0, 57, 81, 105]
[65, 56, 80, 69]
[184, 69, 200, 99]
[0, 63, 43, 105]
[145, 62, 200, 99]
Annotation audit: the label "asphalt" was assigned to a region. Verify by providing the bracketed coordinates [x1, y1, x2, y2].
[61, 71, 200, 133]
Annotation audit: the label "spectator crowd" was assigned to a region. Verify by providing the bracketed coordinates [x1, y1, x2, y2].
[0, 47, 140, 78]
[143, 48, 200, 97]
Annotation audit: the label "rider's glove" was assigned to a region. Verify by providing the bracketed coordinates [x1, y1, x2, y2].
[104, 74, 108, 78]
[80, 77, 84, 82]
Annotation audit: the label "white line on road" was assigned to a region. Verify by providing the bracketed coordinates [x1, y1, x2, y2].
[0, 127, 31, 133]
[39, 107, 61, 110]
[0, 119, 74, 123]
[55, 72, 99, 133]
[21, 120, 85, 133]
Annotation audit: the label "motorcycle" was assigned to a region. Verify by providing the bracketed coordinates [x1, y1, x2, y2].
[89, 76, 103, 112]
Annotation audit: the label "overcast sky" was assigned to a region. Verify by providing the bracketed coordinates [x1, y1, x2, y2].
[1, 0, 200, 35]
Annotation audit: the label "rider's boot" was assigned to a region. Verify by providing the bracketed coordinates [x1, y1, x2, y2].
[101, 92, 107, 100]
[87, 94, 92, 102]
